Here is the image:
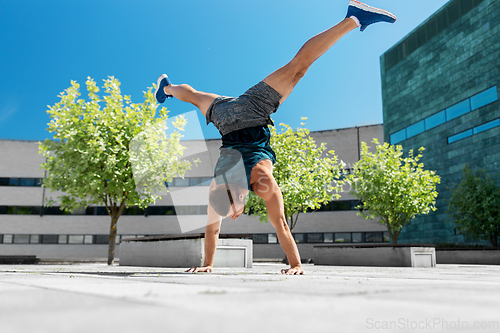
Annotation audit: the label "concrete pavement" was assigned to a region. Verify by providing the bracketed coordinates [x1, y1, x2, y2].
[1, 263, 499, 333]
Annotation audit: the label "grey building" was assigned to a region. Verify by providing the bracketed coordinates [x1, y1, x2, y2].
[380, 0, 499, 245]
[0, 125, 388, 262]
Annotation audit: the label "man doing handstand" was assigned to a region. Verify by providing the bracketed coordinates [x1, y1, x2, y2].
[155, 1, 396, 275]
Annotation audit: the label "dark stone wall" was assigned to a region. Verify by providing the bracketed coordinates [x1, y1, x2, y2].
[380, 0, 500, 245]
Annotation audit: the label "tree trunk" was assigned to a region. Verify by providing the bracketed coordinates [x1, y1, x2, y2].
[392, 232, 399, 244]
[107, 215, 118, 265]
[385, 219, 397, 244]
[290, 212, 300, 232]
[491, 232, 499, 248]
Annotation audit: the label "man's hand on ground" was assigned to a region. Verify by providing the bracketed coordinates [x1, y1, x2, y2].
[185, 266, 213, 273]
[281, 267, 305, 275]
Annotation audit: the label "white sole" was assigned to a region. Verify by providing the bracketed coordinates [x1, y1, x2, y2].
[155, 74, 168, 97]
[350, 0, 397, 21]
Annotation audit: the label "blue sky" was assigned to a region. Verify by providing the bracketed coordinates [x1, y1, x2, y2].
[0, 0, 449, 141]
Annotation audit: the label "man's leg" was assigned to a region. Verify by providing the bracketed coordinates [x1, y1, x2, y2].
[263, 18, 358, 105]
[164, 84, 220, 117]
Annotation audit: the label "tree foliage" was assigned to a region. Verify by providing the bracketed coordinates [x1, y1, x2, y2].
[447, 165, 500, 247]
[245, 119, 342, 231]
[347, 139, 440, 244]
[39, 77, 193, 264]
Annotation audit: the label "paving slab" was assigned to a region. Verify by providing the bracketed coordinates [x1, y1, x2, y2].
[1, 263, 499, 333]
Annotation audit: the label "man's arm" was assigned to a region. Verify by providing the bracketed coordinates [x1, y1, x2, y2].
[251, 163, 304, 275]
[186, 179, 222, 273]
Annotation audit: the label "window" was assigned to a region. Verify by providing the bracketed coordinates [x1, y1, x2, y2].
[19, 178, 35, 186]
[390, 128, 407, 145]
[16, 206, 33, 215]
[324, 233, 334, 243]
[473, 119, 500, 135]
[268, 234, 278, 244]
[293, 234, 305, 243]
[3, 235, 13, 244]
[147, 206, 166, 215]
[43, 207, 65, 215]
[253, 234, 268, 244]
[189, 178, 200, 186]
[319, 201, 333, 212]
[68, 235, 84, 244]
[58, 235, 68, 244]
[332, 201, 352, 211]
[71, 208, 86, 215]
[30, 235, 40, 244]
[86, 207, 96, 215]
[350, 200, 362, 211]
[352, 233, 363, 243]
[122, 206, 140, 215]
[0, 234, 3, 243]
[389, 86, 497, 143]
[200, 177, 213, 186]
[471, 86, 498, 110]
[84, 235, 93, 244]
[365, 232, 383, 243]
[145, 206, 175, 215]
[0, 178, 43, 186]
[175, 206, 198, 215]
[96, 207, 108, 215]
[335, 233, 351, 243]
[448, 129, 473, 144]
[174, 178, 189, 187]
[13, 235, 30, 244]
[407, 120, 425, 138]
[424, 110, 446, 130]
[95, 235, 109, 244]
[41, 235, 58, 244]
[446, 99, 470, 121]
[307, 233, 324, 243]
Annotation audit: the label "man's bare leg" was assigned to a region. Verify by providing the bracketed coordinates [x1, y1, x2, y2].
[263, 18, 358, 104]
[163, 84, 219, 117]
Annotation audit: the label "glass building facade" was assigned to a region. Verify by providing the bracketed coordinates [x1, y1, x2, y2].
[381, 0, 500, 245]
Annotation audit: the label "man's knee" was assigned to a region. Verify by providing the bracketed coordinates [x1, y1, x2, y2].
[289, 59, 309, 83]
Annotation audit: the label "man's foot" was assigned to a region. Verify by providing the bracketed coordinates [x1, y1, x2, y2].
[346, 0, 397, 32]
[155, 74, 173, 103]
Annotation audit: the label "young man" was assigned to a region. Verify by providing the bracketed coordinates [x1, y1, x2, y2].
[155, 1, 396, 275]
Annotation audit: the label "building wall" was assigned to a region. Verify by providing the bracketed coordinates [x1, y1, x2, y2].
[0, 124, 386, 261]
[380, 0, 500, 244]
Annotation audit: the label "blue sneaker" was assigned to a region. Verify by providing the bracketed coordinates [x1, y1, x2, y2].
[155, 74, 173, 103]
[346, 0, 397, 32]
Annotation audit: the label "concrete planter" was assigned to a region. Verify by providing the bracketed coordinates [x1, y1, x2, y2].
[119, 234, 253, 268]
[313, 244, 436, 267]
[436, 248, 500, 265]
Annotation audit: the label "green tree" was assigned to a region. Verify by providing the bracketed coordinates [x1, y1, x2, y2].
[447, 165, 500, 247]
[245, 119, 342, 231]
[347, 139, 440, 244]
[39, 77, 193, 265]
